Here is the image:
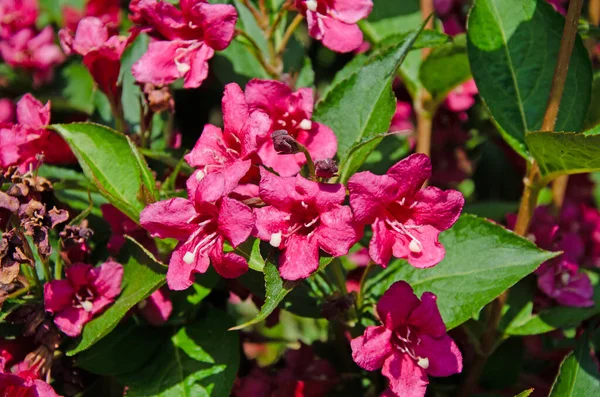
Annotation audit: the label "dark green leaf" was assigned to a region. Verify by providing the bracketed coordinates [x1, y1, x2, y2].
[124, 309, 239, 397]
[419, 34, 471, 103]
[526, 132, 600, 184]
[584, 71, 600, 129]
[505, 271, 600, 336]
[67, 241, 166, 355]
[314, 25, 424, 182]
[467, 0, 592, 158]
[51, 123, 159, 222]
[296, 57, 315, 89]
[362, 215, 558, 329]
[213, 40, 270, 85]
[549, 333, 600, 396]
[377, 30, 450, 51]
[360, 0, 420, 42]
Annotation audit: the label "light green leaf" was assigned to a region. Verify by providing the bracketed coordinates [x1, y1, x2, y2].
[526, 131, 600, 184]
[549, 333, 600, 396]
[213, 40, 270, 85]
[314, 24, 424, 182]
[124, 309, 239, 397]
[61, 62, 96, 114]
[515, 389, 534, 397]
[51, 123, 159, 222]
[296, 57, 315, 88]
[360, 0, 420, 42]
[119, 34, 149, 126]
[363, 215, 558, 329]
[467, 0, 592, 158]
[67, 241, 166, 355]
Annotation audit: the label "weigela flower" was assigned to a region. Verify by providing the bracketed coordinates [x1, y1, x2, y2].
[63, 0, 121, 32]
[0, 94, 74, 170]
[60, 16, 129, 102]
[140, 196, 254, 290]
[254, 169, 359, 280]
[130, 0, 237, 88]
[0, 99, 14, 123]
[294, 0, 373, 53]
[137, 287, 172, 326]
[245, 78, 337, 177]
[185, 83, 270, 202]
[0, 0, 38, 39]
[351, 281, 463, 397]
[537, 259, 594, 308]
[348, 154, 464, 268]
[44, 261, 124, 337]
[0, 27, 64, 85]
[0, 357, 60, 397]
[444, 80, 478, 113]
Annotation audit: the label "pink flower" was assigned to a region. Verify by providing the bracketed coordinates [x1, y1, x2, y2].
[59, 17, 128, 103]
[137, 287, 172, 325]
[0, 370, 60, 397]
[0, 27, 64, 85]
[101, 204, 156, 255]
[254, 169, 359, 280]
[0, 99, 15, 124]
[294, 0, 373, 53]
[537, 259, 594, 308]
[0, 94, 74, 170]
[348, 154, 464, 268]
[245, 78, 337, 177]
[351, 281, 463, 397]
[185, 83, 270, 202]
[130, 0, 237, 88]
[0, 0, 38, 39]
[63, 0, 121, 31]
[140, 196, 254, 290]
[44, 261, 124, 337]
[444, 80, 478, 113]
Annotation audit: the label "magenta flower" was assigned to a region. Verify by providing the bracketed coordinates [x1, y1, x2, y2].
[63, 0, 121, 32]
[294, 0, 373, 53]
[444, 80, 478, 113]
[254, 169, 359, 280]
[348, 154, 464, 268]
[185, 83, 270, 202]
[138, 287, 173, 326]
[351, 281, 462, 397]
[60, 17, 129, 103]
[0, 27, 64, 85]
[101, 204, 156, 255]
[0, 94, 74, 170]
[0, 99, 15, 124]
[140, 196, 255, 290]
[245, 79, 337, 177]
[537, 259, 594, 308]
[44, 261, 124, 337]
[0, 0, 38, 39]
[130, 0, 237, 88]
[0, 369, 59, 397]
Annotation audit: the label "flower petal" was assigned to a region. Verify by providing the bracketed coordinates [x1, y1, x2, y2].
[279, 233, 319, 280]
[414, 334, 463, 377]
[132, 40, 192, 86]
[411, 187, 464, 231]
[140, 197, 198, 241]
[192, 3, 237, 51]
[210, 250, 248, 278]
[218, 197, 255, 247]
[295, 176, 346, 212]
[297, 122, 337, 161]
[185, 124, 225, 167]
[369, 218, 395, 267]
[192, 159, 252, 203]
[44, 280, 74, 313]
[139, 288, 173, 326]
[392, 224, 446, 269]
[376, 281, 420, 331]
[407, 292, 446, 338]
[90, 260, 123, 300]
[65, 263, 93, 288]
[254, 206, 293, 242]
[348, 171, 401, 224]
[182, 42, 214, 89]
[331, 0, 373, 24]
[258, 168, 298, 209]
[54, 306, 92, 337]
[350, 325, 393, 371]
[16, 94, 49, 129]
[319, 15, 364, 53]
[166, 242, 210, 290]
[387, 154, 432, 198]
[245, 78, 292, 114]
[317, 205, 359, 257]
[382, 352, 429, 397]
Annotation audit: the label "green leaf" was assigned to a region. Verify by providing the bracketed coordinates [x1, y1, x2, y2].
[61, 62, 96, 114]
[526, 132, 600, 184]
[362, 215, 558, 329]
[230, 261, 295, 330]
[213, 40, 270, 85]
[515, 390, 534, 397]
[119, 34, 149, 126]
[419, 34, 471, 103]
[296, 57, 315, 89]
[67, 241, 166, 355]
[124, 309, 239, 397]
[360, 0, 420, 42]
[233, 0, 269, 54]
[77, 320, 168, 377]
[504, 271, 600, 336]
[549, 333, 600, 396]
[467, 0, 592, 158]
[584, 71, 600, 129]
[234, 238, 265, 272]
[378, 30, 451, 51]
[51, 123, 159, 222]
[314, 24, 424, 182]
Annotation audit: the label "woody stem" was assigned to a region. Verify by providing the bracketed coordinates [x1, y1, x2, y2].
[277, 14, 304, 56]
[459, 1, 584, 395]
[297, 142, 316, 180]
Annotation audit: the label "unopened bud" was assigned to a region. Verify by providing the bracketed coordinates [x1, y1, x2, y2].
[143, 83, 174, 113]
[272, 130, 299, 154]
[315, 158, 338, 179]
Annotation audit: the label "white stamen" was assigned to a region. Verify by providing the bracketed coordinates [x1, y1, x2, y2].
[299, 119, 312, 130]
[305, 0, 318, 12]
[304, 217, 319, 228]
[561, 272, 570, 285]
[417, 357, 429, 369]
[409, 239, 422, 253]
[278, 120, 287, 126]
[283, 112, 289, 117]
[176, 61, 191, 75]
[195, 170, 205, 181]
[301, 201, 309, 209]
[81, 300, 93, 313]
[270, 231, 282, 248]
[398, 197, 406, 206]
[183, 251, 195, 264]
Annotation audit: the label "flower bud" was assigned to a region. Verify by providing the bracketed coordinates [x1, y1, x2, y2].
[315, 158, 338, 178]
[271, 130, 300, 154]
